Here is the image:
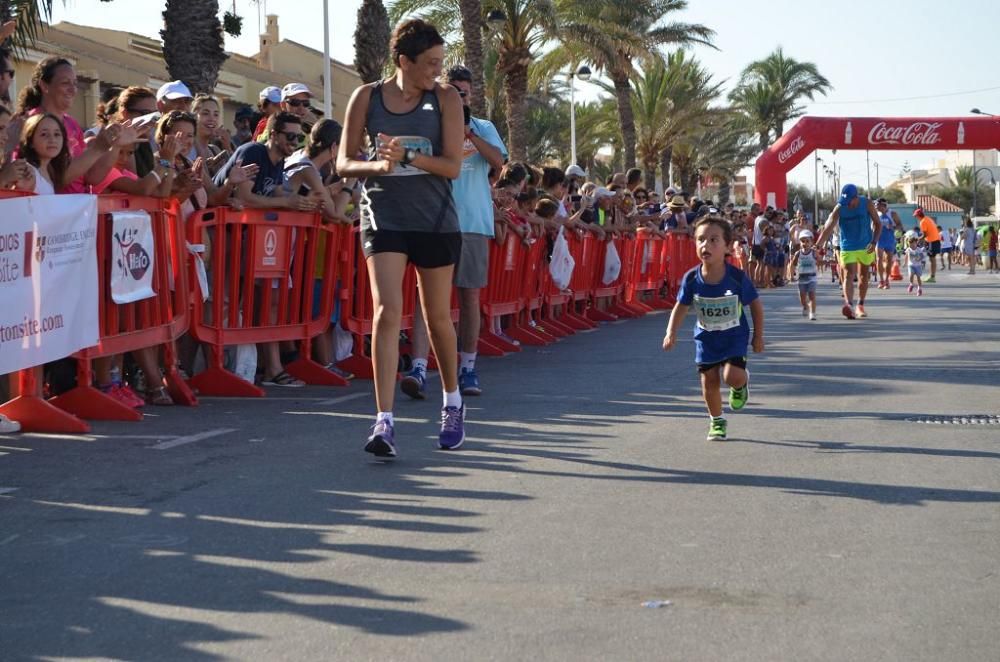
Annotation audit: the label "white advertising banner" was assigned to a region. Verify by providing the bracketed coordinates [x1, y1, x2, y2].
[0, 194, 99, 375]
[110, 210, 156, 304]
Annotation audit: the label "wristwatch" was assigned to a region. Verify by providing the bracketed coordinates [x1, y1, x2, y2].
[401, 148, 417, 166]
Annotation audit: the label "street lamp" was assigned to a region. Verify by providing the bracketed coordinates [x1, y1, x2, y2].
[971, 166, 996, 219]
[568, 64, 591, 167]
[970, 108, 997, 116]
[814, 154, 822, 221]
[486, 9, 507, 34]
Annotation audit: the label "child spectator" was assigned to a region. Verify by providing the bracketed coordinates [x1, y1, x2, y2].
[904, 232, 926, 296]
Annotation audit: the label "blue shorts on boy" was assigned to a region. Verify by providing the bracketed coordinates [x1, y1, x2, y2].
[678, 263, 759, 365]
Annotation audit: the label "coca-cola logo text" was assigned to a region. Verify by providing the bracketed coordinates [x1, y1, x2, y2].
[867, 122, 943, 146]
[777, 136, 805, 164]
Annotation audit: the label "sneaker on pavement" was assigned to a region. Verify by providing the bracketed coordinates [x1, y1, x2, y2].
[438, 404, 466, 450]
[808, 311, 816, 320]
[907, 284, 914, 293]
[918, 287, 923, 296]
[400, 368, 427, 400]
[707, 418, 727, 441]
[365, 420, 397, 458]
[841, 304, 856, 320]
[0, 414, 21, 434]
[729, 372, 749, 411]
[855, 304, 867, 318]
[801, 305, 808, 317]
[925, 276, 935, 283]
[459, 367, 481, 396]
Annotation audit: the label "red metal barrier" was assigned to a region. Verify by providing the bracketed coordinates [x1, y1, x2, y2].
[504, 238, 557, 346]
[335, 226, 419, 380]
[185, 207, 347, 395]
[46, 195, 196, 421]
[478, 233, 525, 355]
[566, 234, 599, 329]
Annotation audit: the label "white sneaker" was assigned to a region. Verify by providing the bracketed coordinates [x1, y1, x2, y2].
[0, 414, 21, 434]
[808, 311, 816, 320]
[801, 305, 808, 317]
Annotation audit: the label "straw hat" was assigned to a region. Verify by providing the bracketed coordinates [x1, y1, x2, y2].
[667, 195, 687, 211]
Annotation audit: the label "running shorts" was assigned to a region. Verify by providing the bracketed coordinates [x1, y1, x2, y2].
[840, 249, 876, 266]
[697, 356, 748, 373]
[361, 228, 462, 269]
[927, 240, 941, 257]
[454, 233, 490, 289]
[798, 279, 817, 294]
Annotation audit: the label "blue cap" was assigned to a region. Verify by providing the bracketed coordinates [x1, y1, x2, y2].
[839, 183, 858, 206]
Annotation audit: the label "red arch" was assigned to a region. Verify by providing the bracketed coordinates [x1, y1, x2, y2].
[754, 116, 1000, 210]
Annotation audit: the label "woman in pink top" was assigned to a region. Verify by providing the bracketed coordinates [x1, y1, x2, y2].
[7, 57, 122, 191]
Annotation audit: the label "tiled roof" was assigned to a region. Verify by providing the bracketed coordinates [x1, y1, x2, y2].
[916, 194, 964, 213]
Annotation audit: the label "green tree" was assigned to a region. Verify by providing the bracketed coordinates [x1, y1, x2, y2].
[354, 0, 392, 84]
[160, 0, 228, 94]
[729, 48, 831, 152]
[547, 0, 714, 170]
[1, 0, 109, 53]
[458, 0, 487, 115]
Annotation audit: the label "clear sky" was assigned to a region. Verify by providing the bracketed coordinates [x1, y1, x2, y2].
[49, 0, 1000, 192]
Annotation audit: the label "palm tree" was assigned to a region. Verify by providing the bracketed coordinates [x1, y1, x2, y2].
[355, 0, 392, 84]
[0, 0, 109, 53]
[728, 82, 783, 153]
[732, 47, 831, 144]
[160, 0, 228, 94]
[556, 0, 714, 170]
[627, 51, 721, 189]
[458, 0, 487, 116]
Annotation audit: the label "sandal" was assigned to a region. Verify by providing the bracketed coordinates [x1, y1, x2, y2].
[261, 370, 305, 387]
[324, 363, 354, 380]
[145, 386, 175, 406]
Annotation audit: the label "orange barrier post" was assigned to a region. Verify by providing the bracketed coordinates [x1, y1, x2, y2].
[46, 195, 196, 421]
[185, 207, 345, 395]
[505, 239, 557, 345]
[604, 236, 644, 319]
[565, 234, 599, 329]
[478, 233, 524, 355]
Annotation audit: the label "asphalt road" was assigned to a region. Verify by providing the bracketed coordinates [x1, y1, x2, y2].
[2, 269, 999, 661]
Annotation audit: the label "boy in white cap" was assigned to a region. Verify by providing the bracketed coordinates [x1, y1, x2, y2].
[788, 230, 819, 319]
[252, 86, 282, 141]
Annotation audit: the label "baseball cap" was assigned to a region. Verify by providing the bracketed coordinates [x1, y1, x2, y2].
[234, 106, 254, 119]
[664, 187, 677, 196]
[839, 183, 858, 206]
[799, 230, 814, 240]
[565, 164, 586, 178]
[282, 83, 312, 100]
[156, 80, 192, 102]
[913, 207, 924, 218]
[594, 187, 615, 199]
[259, 86, 282, 103]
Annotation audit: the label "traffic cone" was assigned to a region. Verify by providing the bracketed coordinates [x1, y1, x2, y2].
[890, 260, 903, 281]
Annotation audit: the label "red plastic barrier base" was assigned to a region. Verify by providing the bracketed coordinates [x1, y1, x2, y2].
[285, 357, 350, 387]
[336, 354, 375, 380]
[164, 370, 198, 406]
[477, 335, 506, 357]
[505, 323, 554, 346]
[49, 385, 144, 422]
[0, 396, 90, 433]
[188, 367, 265, 397]
[586, 307, 618, 322]
[479, 331, 521, 354]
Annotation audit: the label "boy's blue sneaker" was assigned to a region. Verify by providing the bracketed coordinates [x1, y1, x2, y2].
[364, 420, 397, 458]
[400, 368, 427, 400]
[438, 404, 466, 450]
[459, 368, 481, 396]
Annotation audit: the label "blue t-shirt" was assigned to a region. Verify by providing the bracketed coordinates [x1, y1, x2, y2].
[877, 213, 896, 250]
[452, 117, 507, 236]
[678, 263, 759, 365]
[838, 196, 873, 251]
[213, 141, 285, 197]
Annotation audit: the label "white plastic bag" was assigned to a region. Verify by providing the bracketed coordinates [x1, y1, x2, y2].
[549, 226, 575, 290]
[220, 304, 257, 384]
[602, 240, 621, 284]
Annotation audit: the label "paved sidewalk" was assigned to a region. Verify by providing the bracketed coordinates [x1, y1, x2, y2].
[1, 271, 998, 661]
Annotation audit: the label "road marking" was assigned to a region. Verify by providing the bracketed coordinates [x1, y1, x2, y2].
[285, 411, 427, 424]
[151, 428, 237, 450]
[0, 534, 20, 546]
[0, 445, 31, 452]
[315, 392, 368, 406]
[0, 487, 19, 495]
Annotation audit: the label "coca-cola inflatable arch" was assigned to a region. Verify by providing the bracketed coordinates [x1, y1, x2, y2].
[754, 116, 1000, 210]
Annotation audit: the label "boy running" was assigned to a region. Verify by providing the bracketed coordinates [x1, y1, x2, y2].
[904, 232, 926, 295]
[663, 216, 765, 441]
[789, 230, 819, 319]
